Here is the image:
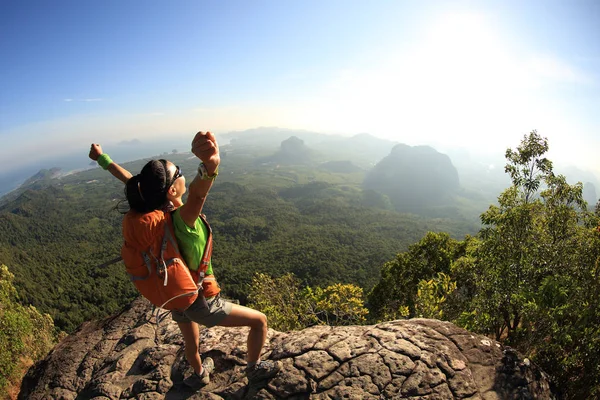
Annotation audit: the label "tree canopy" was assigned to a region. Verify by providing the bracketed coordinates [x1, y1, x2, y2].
[2, 131, 598, 398]
[368, 131, 600, 398]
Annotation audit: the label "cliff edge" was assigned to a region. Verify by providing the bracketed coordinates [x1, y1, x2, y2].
[19, 298, 554, 399]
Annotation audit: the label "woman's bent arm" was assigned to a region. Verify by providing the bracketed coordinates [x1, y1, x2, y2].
[178, 132, 219, 228]
[107, 163, 133, 184]
[89, 143, 132, 184]
[178, 175, 215, 227]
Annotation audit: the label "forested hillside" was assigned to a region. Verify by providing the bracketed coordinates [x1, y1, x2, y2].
[366, 132, 600, 399]
[229, 131, 600, 399]
[3, 131, 599, 398]
[0, 145, 478, 333]
[0, 265, 57, 397]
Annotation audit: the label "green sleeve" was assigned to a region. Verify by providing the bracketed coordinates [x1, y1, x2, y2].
[171, 209, 213, 275]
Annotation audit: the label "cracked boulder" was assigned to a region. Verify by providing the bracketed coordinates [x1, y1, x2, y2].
[19, 298, 555, 399]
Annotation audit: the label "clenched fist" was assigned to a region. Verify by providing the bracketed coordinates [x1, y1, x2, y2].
[191, 131, 220, 171]
[89, 143, 103, 161]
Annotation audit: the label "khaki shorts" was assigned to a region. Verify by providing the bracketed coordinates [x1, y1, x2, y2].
[171, 294, 233, 327]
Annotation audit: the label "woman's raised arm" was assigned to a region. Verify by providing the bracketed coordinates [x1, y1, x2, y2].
[178, 131, 220, 228]
[89, 143, 133, 184]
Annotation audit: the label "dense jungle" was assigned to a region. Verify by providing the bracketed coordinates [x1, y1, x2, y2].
[1, 131, 599, 399]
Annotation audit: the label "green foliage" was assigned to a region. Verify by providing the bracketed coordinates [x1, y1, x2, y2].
[0, 184, 138, 332]
[368, 231, 467, 321]
[370, 131, 600, 398]
[248, 273, 369, 331]
[247, 273, 317, 331]
[0, 154, 476, 333]
[504, 130, 553, 203]
[306, 283, 369, 326]
[474, 132, 589, 341]
[0, 264, 57, 397]
[204, 177, 475, 305]
[415, 272, 456, 319]
[461, 134, 600, 397]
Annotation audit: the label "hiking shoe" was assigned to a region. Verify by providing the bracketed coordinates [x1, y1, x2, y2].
[245, 360, 282, 381]
[183, 357, 214, 389]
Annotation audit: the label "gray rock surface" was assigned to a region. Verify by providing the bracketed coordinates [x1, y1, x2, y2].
[19, 298, 554, 399]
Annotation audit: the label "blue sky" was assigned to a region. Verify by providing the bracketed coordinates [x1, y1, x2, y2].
[1, 0, 599, 176]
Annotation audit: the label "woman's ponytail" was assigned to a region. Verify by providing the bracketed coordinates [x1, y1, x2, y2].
[123, 160, 170, 213]
[124, 175, 146, 213]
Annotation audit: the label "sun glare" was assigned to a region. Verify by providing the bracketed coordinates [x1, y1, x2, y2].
[286, 12, 535, 152]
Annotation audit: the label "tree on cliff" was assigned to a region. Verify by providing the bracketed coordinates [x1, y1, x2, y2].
[470, 131, 600, 398]
[0, 264, 57, 398]
[368, 231, 467, 320]
[369, 131, 600, 398]
[248, 272, 368, 331]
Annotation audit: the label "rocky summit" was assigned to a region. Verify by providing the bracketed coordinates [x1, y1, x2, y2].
[20, 298, 554, 399]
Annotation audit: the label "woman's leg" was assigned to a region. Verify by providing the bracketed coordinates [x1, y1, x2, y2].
[177, 321, 202, 374]
[218, 304, 267, 363]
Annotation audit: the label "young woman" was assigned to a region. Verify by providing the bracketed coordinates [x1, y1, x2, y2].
[88, 131, 280, 388]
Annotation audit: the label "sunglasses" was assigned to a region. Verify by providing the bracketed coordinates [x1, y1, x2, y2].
[169, 165, 183, 187]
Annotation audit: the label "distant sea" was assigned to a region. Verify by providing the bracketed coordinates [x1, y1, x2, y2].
[0, 136, 221, 197]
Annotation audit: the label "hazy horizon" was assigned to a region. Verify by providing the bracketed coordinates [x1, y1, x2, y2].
[1, 1, 599, 180]
[1, 127, 598, 200]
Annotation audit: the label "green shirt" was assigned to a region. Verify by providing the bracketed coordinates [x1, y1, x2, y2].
[171, 209, 213, 275]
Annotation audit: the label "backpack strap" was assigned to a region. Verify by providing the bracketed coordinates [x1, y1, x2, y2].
[129, 251, 154, 282]
[160, 221, 183, 287]
[142, 252, 152, 275]
[197, 214, 214, 283]
[164, 224, 179, 252]
[159, 233, 169, 287]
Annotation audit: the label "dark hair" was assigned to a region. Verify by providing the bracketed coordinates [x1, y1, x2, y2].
[124, 159, 173, 213]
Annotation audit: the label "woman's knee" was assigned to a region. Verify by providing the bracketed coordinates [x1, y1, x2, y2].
[246, 310, 267, 330]
[219, 305, 268, 329]
[255, 311, 267, 329]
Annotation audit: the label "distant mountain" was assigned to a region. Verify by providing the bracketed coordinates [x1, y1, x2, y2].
[0, 168, 41, 198]
[363, 144, 460, 212]
[260, 136, 319, 165]
[222, 127, 397, 166]
[314, 133, 398, 166]
[21, 168, 62, 186]
[583, 182, 598, 208]
[0, 135, 197, 198]
[0, 168, 64, 206]
[223, 127, 326, 148]
[558, 165, 600, 189]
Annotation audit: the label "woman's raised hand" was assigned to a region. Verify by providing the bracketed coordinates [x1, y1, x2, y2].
[89, 143, 103, 161]
[191, 131, 220, 169]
